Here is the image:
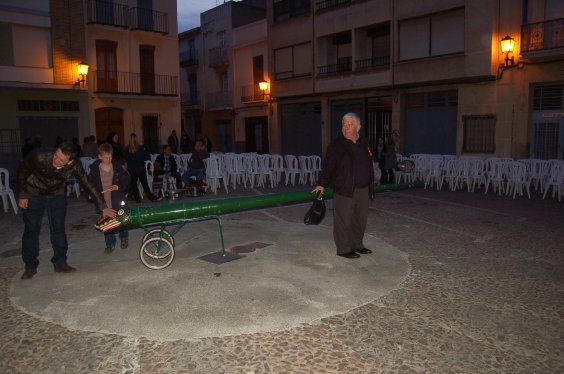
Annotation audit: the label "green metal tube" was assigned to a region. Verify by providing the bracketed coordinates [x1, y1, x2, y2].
[95, 182, 414, 232]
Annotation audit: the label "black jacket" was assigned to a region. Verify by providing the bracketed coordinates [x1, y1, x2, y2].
[88, 159, 130, 213]
[154, 153, 179, 177]
[17, 148, 107, 211]
[318, 135, 374, 197]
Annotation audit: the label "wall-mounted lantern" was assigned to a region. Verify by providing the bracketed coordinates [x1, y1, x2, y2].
[500, 35, 515, 67]
[76, 61, 89, 87]
[258, 80, 269, 99]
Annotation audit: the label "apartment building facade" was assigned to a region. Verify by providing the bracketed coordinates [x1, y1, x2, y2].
[196, 0, 266, 152]
[264, 0, 564, 159]
[86, 0, 180, 154]
[179, 26, 203, 143]
[0, 0, 180, 174]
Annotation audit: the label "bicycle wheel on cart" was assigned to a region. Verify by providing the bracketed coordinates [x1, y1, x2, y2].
[140, 237, 175, 269]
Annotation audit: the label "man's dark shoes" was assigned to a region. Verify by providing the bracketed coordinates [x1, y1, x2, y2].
[356, 248, 373, 254]
[337, 252, 360, 259]
[21, 267, 37, 280]
[54, 263, 77, 273]
[104, 246, 115, 254]
[120, 239, 128, 249]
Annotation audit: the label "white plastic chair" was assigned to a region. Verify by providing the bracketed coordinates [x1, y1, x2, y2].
[173, 154, 185, 175]
[395, 158, 416, 184]
[256, 154, 274, 188]
[223, 153, 244, 189]
[243, 154, 260, 188]
[0, 168, 18, 214]
[484, 160, 508, 195]
[204, 156, 228, 194]
[284, 155, 300, 186]
[469, 159, 486, 192]
[309, 155, 322, 184]
[506, 161, 531, 199]
[298, 156, 315, 185]
[542, 161, 564, 202]
[424, 157, 444, 190]
[66, 178, 80, 198]
[269, 154, 285, 186]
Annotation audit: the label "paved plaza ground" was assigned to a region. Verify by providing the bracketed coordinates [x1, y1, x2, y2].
[0, 184, 562, 373]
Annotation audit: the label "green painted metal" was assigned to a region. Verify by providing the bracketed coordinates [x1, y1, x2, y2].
[106, 182, 415, 231]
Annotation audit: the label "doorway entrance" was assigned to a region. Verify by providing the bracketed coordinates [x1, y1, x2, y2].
[245, 116, 269, 154]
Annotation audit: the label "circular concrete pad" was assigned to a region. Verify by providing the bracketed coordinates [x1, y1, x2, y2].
[10, 219, 408, 340]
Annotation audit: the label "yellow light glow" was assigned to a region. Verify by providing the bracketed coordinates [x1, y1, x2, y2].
[500, 35, 515, 54]
[77, 62, 89, 76]
[258, 80, 268, 91]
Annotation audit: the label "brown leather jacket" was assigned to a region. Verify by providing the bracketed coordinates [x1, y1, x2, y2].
[17, 149, 107, 211]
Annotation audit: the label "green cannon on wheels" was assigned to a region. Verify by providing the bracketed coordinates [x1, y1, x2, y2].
[95, 183, 413, 270]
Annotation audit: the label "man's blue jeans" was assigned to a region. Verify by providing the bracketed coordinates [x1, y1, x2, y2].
[182, 168, 206, 182]
[104, 230, 128, 248]
[22, 193, 69, 268]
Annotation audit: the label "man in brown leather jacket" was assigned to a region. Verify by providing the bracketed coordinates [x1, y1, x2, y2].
[17, 142, 116, 280]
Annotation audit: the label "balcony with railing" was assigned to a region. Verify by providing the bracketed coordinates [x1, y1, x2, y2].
[206, 91, 232, 109]
[317, 57, 352, 76]
[181, 91, 200, 106]
[355, 55, 390, 72]
[316, 0, 352, 13]
[91, 71, 178, 96]
[86, 0, 129, 28]
[129, 7, 169, 34]
[241, 85, 268, 103]
[180, 50, 199, 67]
[521, 17, 564, 60]
[208, 46, 229, 68]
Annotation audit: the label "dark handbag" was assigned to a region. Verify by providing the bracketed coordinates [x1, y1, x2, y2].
[304, 191, 326, 225]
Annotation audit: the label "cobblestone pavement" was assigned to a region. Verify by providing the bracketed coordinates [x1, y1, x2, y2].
[0, 186, 562, 373]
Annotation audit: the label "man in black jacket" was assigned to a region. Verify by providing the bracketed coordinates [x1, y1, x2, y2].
[154, 145, 183, 190]
[312, 112, 374, 259]
[17, 142, 115, 279]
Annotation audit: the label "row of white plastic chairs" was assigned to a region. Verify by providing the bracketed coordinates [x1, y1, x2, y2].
[397, 154, 564, 201]
[198, 153, 322, 194]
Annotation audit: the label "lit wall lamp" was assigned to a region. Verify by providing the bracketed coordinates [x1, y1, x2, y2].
[76, 61, 89, 88]
[500, 35, 515, 67]
[258, 80, 269, 99]
[497, 35, 518, 79]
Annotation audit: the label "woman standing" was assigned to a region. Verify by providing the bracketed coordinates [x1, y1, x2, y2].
[312, 112, 374, 259]
[124, 133, 159, 202]
[106, 132, 124, 161]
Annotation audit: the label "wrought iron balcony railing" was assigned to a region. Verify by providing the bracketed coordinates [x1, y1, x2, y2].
[180, 91, 200, 106]
[241, 85, 268, 103]
[129, 7, 169, 34]
[208, 46, 229, 68]
[86, 0, 129, 28]
[86, 0, 168, 34]
[91, 71, 178, 96]
[180, 50, 199, 66]
[355, 56, 390, 71]
[316, 0, 352, 12]
[317, 57, 352, 76]
[521, 17, 564, 53]
[206, 91, 232, 109]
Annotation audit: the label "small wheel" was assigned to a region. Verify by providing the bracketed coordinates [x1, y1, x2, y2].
[140, 237, 175, 270]
[142, 229, 175, 246]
